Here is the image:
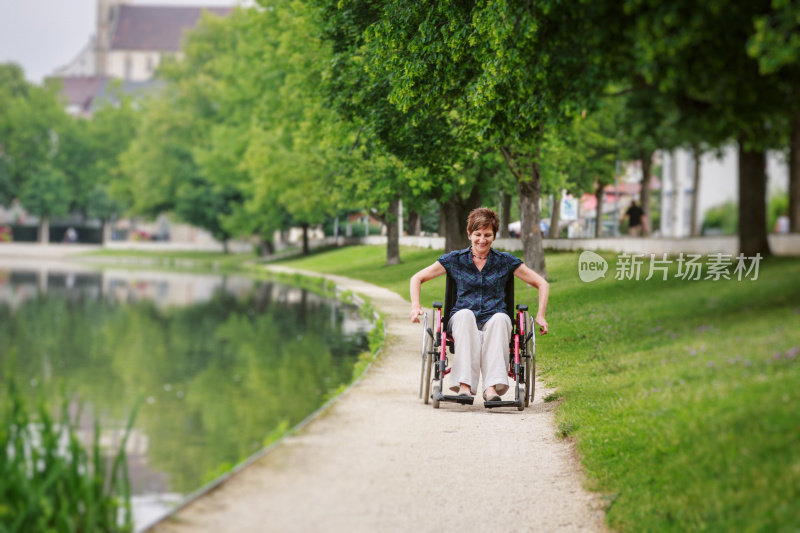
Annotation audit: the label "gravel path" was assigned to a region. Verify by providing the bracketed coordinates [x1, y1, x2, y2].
[149, 266, 607, 533]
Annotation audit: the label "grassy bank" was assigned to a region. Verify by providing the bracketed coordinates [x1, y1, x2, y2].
[275, 245, 800, 532]
[80, 249, 258, 272]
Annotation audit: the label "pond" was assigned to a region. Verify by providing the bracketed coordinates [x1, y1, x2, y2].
[0, 264, 373, 530]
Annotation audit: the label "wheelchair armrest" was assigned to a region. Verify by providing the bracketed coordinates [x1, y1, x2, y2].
[432, 302, 443, 309]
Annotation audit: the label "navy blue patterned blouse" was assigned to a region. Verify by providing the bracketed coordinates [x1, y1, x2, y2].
[438, 247, 523, 327]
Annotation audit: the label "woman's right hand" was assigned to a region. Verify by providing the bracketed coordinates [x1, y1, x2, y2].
[409, 304, 423, 323]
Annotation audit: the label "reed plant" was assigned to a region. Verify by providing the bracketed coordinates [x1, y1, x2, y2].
[0, 369, 139, 532]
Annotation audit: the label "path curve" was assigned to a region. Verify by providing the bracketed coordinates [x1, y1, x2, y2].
[149, 266, 607, 533]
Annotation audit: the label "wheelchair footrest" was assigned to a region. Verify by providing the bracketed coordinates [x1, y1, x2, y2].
[484, 400, 520, 409]
[439, 394, 475, 405]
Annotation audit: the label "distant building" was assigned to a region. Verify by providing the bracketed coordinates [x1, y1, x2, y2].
[49, 0, 232, 116]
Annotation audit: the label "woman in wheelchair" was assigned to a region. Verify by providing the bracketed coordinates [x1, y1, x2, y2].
[409, 208, 549, 402]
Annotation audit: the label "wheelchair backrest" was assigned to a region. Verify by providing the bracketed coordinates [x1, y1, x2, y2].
[443, 271, 515, 329]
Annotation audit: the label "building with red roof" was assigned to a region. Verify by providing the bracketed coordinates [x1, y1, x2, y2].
[50, 0, 232, 116]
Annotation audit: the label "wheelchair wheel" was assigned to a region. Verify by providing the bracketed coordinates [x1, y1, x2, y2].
[419, 313, 433, 402]
[524, 358, 534, 406]
[422, 354, 433, 404]
[422, 347, 433, 405]
[526, 316, 536, 405]
[432, 384, 440, 409]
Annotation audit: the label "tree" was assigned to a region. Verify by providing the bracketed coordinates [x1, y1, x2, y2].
[367, 1, 628, 276]
[20, 165, 71, 243]
[0, 63, 69, 205]
[118, 84, 239, 245]
[81, 91, 139, 242]
[617, 1, 786, 255]
[314, 0, 486, 259]
[748, 1, 800, 233]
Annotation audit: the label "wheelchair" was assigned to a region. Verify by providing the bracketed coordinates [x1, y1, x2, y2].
[418, 273, 536, 410]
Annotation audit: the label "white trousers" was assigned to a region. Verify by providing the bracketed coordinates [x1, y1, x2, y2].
[448, 309, 511, 396]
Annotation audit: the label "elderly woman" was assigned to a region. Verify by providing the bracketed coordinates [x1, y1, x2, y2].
[409, 208, 549, 401]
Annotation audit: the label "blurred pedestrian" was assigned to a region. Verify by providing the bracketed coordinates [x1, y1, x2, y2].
[774, 212, 789, 234]
[623, 200, 646, 237]
[64, 227, 78, 243]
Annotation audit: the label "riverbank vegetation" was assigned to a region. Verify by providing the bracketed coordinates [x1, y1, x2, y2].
[273, 245, 800, 532]
[0, 370, 137, 532]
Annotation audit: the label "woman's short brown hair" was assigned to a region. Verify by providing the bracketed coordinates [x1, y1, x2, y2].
[467, 207, 499, 236]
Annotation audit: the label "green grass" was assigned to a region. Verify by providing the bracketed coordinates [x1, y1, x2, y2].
[278, 245, 800, 532]
[275, 245, 449, 304]
[80, 249, 258, 273]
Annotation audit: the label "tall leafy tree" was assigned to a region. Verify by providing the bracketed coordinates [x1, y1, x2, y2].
[0, 63, 69, 205]
[366, 1, 628, 276]
[748, 0, 800, 232]
[314, 0, 487, 257]
[20, 165, 71, 243]
[618, 0, 786, 255]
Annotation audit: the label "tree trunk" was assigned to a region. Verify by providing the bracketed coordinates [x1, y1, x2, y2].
[738, 141, 770, 256]
[223, 240, 229, 254]
[517, 166, 546, 277]
[386, 198, 400, 265]
[39, 216, 49, 244]
[594, 181, 604, 239]
[302, 223, 309, 255]
[100, 219, 110, 244]
[438, 205, 446, 237]
[640, 150, 653, 235]
[498, 191, 512, 238]
[690, 146, 702, 237]
[790, 111, 800, 233]
[549, 190, 562, 239]
[259, 238, 274, 256]
[407, 210, 421, 236]
[441, 184, 482, 252]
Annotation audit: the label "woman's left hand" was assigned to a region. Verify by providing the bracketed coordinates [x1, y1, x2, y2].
[535, 315, 549, 335]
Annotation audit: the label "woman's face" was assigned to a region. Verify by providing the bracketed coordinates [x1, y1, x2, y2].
[468, 225, 495, 255]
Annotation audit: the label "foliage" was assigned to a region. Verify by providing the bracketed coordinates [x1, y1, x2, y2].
[358, 0, 630, 273]
[0, 369, 137, 532]
[19, 165, 71, 218]
[768, 191, 790, 231]
[702, 201, 738, 235]
[81, 91, 140, 220]
[0, 63, 69, 205]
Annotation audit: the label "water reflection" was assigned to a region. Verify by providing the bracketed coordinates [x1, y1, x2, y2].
[0, 265, 372, 530]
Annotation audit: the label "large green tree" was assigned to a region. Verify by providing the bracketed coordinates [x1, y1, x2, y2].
[618, 0, 786, 255]
[748, 0, 800, 233]
[0, 63, 69, 206]
[366, 1, 628, 276]
[315, 0, 491, 257]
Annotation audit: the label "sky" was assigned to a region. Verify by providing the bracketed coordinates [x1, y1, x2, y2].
[0, 0, 240, 84]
